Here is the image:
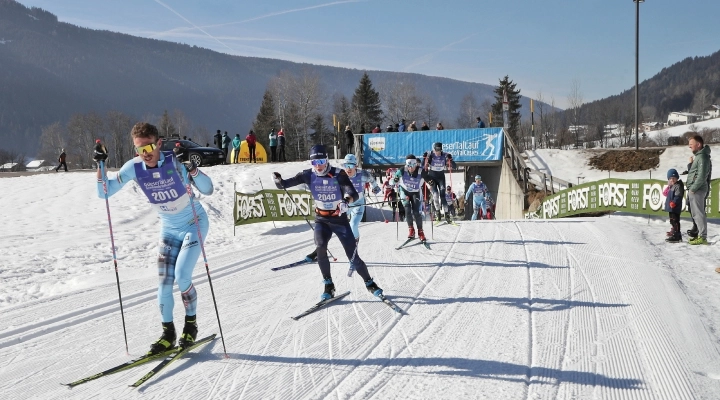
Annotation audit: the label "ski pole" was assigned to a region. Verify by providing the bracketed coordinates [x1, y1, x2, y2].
[279, 186, 337, 261]
[373, 193, 388, 223]
[98, 159, 129, 354]
[175, 159, 229, 358]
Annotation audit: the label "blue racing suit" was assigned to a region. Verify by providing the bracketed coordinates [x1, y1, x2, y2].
[97, 151, 213, 323]
[346, 168, 381, 239]
[465, 182, 488, 220]
[276, 167, 372, 281]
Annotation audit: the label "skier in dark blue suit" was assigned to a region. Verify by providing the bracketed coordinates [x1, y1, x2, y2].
[273, 144, 383, 301]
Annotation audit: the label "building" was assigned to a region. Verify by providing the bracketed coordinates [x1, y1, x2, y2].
[26, 159, 52, 171]
[702, 105, 720, 120]
[667, 112, 701, 126]
[0, 162, 25, 172]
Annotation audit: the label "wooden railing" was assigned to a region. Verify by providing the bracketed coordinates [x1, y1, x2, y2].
[502, 131, 572, 194]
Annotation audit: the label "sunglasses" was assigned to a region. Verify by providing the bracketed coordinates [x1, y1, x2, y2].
[310, 158, 328, 166]
[343, 163, 356, 169]
[405, 161, 418, 167]
[433, 147, 442, 152]
[135, 143, 157, 154]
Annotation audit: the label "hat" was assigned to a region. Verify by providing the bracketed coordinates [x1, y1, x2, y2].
[475, 175, 482, 181]
[667, 169, 679, 179]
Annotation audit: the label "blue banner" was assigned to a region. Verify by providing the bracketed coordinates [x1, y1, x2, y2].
[362, 128, 504, 165]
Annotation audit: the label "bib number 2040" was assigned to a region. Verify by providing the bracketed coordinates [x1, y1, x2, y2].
[317, 193, 337, 202]
[152, 189, 179, 201]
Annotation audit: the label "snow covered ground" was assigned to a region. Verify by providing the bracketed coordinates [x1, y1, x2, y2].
[1, 155, 720, 399]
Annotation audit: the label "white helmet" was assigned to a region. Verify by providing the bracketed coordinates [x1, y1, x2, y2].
[343, 154, 357, 167]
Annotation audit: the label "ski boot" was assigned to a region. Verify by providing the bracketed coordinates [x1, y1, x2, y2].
[321, 278, 335, 301]
[408, 226, 415, 239]
[666, 229, 675, 237]
[687, 228, 698, 239]
[418, 228, 427, 243]
[445, 213, 452, 224]
[665, 233, 682, 243]
[178, 315, 198, 348]
[148, 322, 176, 355]
[435, 211, 442, 222]
[305, 249, 318, 262]
[365, 278, 383, 297]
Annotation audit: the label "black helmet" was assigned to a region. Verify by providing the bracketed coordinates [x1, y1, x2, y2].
[433, 142, 443, 151]
[308, 144, 328, 160]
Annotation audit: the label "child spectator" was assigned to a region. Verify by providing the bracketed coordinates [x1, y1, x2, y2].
[664, 168, 685, 243]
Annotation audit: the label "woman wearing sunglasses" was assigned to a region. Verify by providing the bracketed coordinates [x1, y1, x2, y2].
[272, 144, 385, 301]
[392, 155, 429, 242]
[94, 122, 214, 355]
[341, 154, 382, 244]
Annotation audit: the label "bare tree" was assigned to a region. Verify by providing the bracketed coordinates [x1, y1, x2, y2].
[567, 79, 584, 148]
[381, 79, 423, 125]
[419, 95, 439, 129]
[106, 111, 134, 167]
[172, 109, 192, 139]
[292, 69, 324, 156]
[67, 112, 104, 169]
[38, 121, 66, 163]
[456, 92, 479, 128]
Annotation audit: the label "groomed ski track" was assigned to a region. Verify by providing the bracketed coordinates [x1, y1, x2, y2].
[1, 218, 719, 399]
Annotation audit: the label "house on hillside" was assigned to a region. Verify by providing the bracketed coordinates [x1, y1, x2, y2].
[642, 122, 664, 132]
[0, 162, 26, 172]
[26, 159, 52, 171]
[667, 112, 701, 126]
[702, 105, 720, 120]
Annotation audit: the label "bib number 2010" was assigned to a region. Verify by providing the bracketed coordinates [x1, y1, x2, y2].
[152, 189, 179, 201]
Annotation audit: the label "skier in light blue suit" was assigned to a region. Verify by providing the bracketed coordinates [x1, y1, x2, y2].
[94, 122, 213, 355]
[465, 175, 488, 220]
[342, 154, 381, 241]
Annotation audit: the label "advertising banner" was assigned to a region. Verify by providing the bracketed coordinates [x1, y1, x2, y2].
[540, 178, 720, 219]
[234, 189, 312, 226]
[362, 128, 504, 166]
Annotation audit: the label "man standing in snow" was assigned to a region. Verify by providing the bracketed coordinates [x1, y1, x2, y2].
[94, 122, 214, 354]
[55, 148, 67, 172]
[221, 131, 230, 164]
[686, 135, 711, 245]
[272, 144, 385, 301]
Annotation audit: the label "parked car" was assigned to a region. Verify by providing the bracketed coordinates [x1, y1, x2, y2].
[160, 138, 225, 167]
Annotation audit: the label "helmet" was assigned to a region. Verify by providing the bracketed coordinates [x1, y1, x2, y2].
[475, 175, 482, 181]
[308, 144, 328, 160]
[433, 142, 443, 151]
[447, 185, 451, 190]
[343, 154, 357, 167]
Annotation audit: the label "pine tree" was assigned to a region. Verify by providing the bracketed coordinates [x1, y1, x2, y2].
[158, 110, 177, 138]
[252, 89, 278, 148]
[351, 72, 383, 131]
[490, 76, 522, 143]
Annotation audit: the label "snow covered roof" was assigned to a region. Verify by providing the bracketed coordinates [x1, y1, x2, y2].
[0, 162, 18, 170]
[26, 160, 45, 168]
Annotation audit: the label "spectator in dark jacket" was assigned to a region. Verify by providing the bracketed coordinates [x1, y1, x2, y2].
[420, 122, 430, 131]
[55, 149, 67, 172]
[344, 126, 354, 156]
[269, 130, 278, 162]
[214, 130, 222, 149]
[245, 130, 257, 163]
[398, 119, 406, 132]
[686, 134, 711, 244]
[277, 128, 287, 161]
[436, 122, 445, 130]
[663, 168, 684, 243]
[221, 132, 231, 164]
[476, 117, 486, 128]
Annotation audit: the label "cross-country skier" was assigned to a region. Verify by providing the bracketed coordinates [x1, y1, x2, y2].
[422, 142, 457, 223]
[382, 168, 405, 221]
[94, 122, 214, 355]
[465, 175, 489, 220]
[445, 185, 457, 218]
[272, 144, 384, 301]
[342, 154, 382, 242]
[393, 154, 429, 241]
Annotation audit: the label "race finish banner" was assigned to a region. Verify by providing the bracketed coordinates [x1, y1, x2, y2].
[540, 178, 720, 219]
[362, 128, 504, 166]
[234, 189, 312, 226]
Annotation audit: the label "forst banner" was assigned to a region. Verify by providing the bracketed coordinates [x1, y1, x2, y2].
[234, 189, 312, 226]
[540, 178, 720, 219]
[362, 128, 504, 166]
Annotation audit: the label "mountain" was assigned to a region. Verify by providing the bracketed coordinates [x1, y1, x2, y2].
[0, 0, 529, 156]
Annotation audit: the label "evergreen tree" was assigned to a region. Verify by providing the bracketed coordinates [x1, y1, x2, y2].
[490, 76, 522, 143]
[351, 72, 383, 131]
[252, 89, 278, 148]
[158, 110, 177, 138]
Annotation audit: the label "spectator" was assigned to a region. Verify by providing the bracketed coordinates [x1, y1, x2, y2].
[394, 123, 400, 132]
[408, 121, 417, 131]
[232, 134, 241, 163]
[277, 128, 287, 162]
[245, 130, 257, 163]
[213, 130, 222, 149]
[55, 148, 68, 172]
[436, 122, 445, 130]
[398, 119, 406, 132]
[269, 129, 278, 162]
[372, 124, 381, 133]
[664, 168, 685, 243]
[360, 124, 366, 134]
[386, 125, 394, 132]
[420, 122, 430, 131]
[344, 125, 354, 156]
[221, 131, 231, 164]
[476, 117, 486, 128]
[686, 134, 711, 245]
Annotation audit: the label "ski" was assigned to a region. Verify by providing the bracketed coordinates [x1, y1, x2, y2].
[421, 240, 431, 250]
[63, 348, 178, 388]
[129, 334, 217, 388]
[394, 237, 416, 250]
[291, 291, 351, 320]
[377, 294, 404, 314]
[271, 258, 314, 271]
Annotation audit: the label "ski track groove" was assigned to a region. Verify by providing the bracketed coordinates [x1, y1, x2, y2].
[514, 221, 535, 400]
[339, 220, 464, 399]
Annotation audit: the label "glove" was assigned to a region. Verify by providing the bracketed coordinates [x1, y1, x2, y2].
[393, 177, 399, 183]
[405, 195, 410, 201]
[446, 153, 453, 160]
[272, 172, 282, 183]
[93, 141, 108, 162]
[372, 186, 381, 194]
[333, 198, 350, 216]
[422, 151, 428, 158]
[670, 201, 676, 208]
[426, 180, 434, 187]
[173, 142, 188, 162]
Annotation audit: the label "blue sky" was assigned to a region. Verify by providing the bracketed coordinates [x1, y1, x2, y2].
[16, 0, 720, 109]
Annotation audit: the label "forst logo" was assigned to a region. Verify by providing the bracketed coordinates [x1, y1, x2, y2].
[642, 183, 664, 211]
[598, 182, 630, 207]
[236, 193, 266, 220]
[277, 192, 312, 216]
[567, 187, 590, 211]
[542, 196, 560, 218]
